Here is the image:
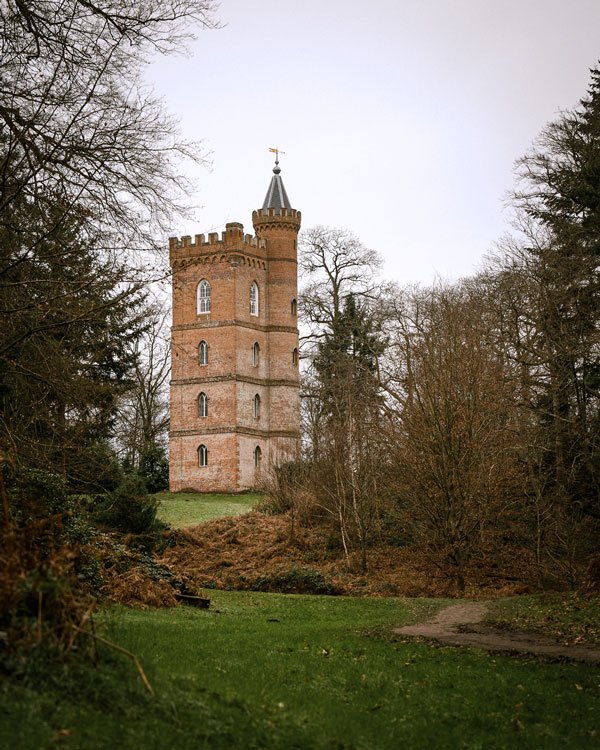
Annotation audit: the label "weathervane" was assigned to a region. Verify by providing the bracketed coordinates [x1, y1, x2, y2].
[269, 146, 286, 166]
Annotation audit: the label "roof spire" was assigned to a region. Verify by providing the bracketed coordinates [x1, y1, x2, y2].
[263, 147, 291, 211]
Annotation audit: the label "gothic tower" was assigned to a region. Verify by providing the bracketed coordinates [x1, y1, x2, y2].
[168, 159, 301, 492]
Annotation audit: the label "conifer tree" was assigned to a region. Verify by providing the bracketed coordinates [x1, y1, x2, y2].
[311, 294, 388, 569]
[512, 65, 600, 521]
[0, 1, 218, 492]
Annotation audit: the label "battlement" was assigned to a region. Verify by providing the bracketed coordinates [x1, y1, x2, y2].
[252, 207, 301, 221]
[169, 221, 267, 253]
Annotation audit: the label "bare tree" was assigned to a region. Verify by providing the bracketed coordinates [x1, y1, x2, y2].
[299, 226, 387, 457]
[116, 308, 171, 472]
[0, 1, 218, 487]
[484, 222, 600, 585]
[291, 227, 392, 566]
[0, 1, 218, 362]
[0, 1, 217, 248]
[307, 291, 390, 570]
[387, 282, 523, 590]
[299, 226, 383, 348]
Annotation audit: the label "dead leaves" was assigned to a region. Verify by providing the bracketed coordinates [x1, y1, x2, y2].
[159, 511, 542, 599]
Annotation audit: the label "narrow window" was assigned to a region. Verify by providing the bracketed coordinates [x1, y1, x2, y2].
[253, 393, 261, 419]
[198, 444, 208, 467]
[292, 347, 298, 365]
[250, 282, 259, 316]
[252, 341, 260, 367]
[198, 391, 208, 418]
[291, 298, 297, 316]
[199, 340, 208, 365]
[254, 445, 262, 469]
[197, 279, 211, 314]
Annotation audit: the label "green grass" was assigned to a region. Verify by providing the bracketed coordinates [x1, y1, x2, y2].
[487, 593, 600, 645]
[155, 492, 262, 528]
[2, 592, 599, 749]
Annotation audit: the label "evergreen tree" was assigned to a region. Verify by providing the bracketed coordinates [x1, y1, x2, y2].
[0, 1, 217, 494]
[517, 66, 600, 249]
[312, 294, 388, 569]
[314, 293, 383, 419]
[513, 66, 600, 521]
[138, 444, 169, 494]
[0, 195, 147, 489]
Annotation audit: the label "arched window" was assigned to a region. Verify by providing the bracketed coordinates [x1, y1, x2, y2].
[197, 279, 211, 314]
[292, 347, 298, 365]
[250, 282, 259, 316]
[252, 341, 260, 367]
[199, 340, 209, 366]
[253, 393, 261, 419]
[291, 298, 297, 316]
[254, 445, 262, 469]
[198, 391, 208, 418]
[198, 444, 208, 467]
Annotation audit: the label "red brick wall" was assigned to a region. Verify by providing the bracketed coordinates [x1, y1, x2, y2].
[170, 433, 239, 493]
[169, 213, 301, 492]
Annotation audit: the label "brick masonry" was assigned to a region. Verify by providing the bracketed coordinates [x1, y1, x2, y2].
[169, 210, 301, 492]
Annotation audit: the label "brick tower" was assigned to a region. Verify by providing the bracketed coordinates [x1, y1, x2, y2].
[168, 158, 301, 492]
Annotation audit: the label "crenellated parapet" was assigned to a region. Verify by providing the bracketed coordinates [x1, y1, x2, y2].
[252, 207, 301, 233]
[169, 221, 267, 262]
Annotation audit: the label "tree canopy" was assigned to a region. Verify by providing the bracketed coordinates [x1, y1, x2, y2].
[0, 1, 219, 486]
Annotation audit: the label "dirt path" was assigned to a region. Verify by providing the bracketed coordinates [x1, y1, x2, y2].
[394, 601, 600, 663]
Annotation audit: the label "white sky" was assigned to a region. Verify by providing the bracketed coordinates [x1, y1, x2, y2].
[148, 0, 600, 285]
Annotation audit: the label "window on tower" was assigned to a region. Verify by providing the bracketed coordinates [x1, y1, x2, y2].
[252, 341, 260, 367]
[292, 347, 298, 365]
[291, 298, 297, 316]
[198, 444, 208, 467]
[198, 391, 208, 418]
[254, 445, 262, 469]
[197, 279, 211, 314]
[250, 282, 259, 316]
[253, 393, 261, 419]
[199, 340, 209, 365]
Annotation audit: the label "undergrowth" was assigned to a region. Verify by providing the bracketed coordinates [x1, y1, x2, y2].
[250, 567, 341, 595]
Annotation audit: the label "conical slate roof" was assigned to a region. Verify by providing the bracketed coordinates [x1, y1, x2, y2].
[262, 161, 292, 211]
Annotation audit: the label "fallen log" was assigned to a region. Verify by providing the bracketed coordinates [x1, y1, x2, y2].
[175, 594, 210, 608]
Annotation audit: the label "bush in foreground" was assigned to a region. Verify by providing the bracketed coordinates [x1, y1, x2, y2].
[0, 468, 96, 666]
[94, 475, 163, 535]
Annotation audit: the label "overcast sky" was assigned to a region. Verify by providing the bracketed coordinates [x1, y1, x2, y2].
[148, 0, 600, 285]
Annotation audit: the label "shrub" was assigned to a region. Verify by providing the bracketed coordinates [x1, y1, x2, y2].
[138, 444, 169, 494]
[7, 467, 68, 523]
[69, 442, 124, 494]
[259, 461, 310, 515]
[94, 474, 161, 535]
[0, 469, 96, 663]
[251, 567, 340, 595]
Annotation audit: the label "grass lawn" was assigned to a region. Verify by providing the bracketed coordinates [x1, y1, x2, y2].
[155, 492, 262, 528]
[2, 591, 599, 749]
[487, 592, 600, 645]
